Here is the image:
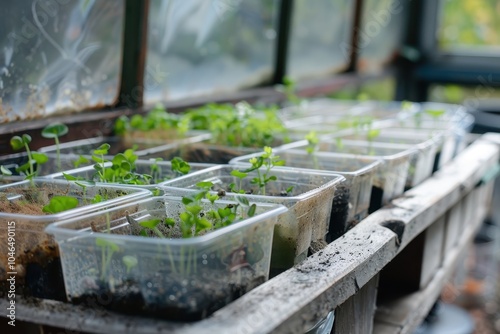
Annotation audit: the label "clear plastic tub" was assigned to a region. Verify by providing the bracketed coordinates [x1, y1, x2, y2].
[230, 150, 381, 242]
[45, 196, 287, 321]
[44, 159, 214, 190]
[335, 128, 442, 187]
[143, 142, 265, 164]
[376, 123, 458, 172]
[38, 132, 212, 173]
[386, 103, 475, 164]
[278, 139, 416, 214]
[160, 165, 345, 275]
[279, 99, 418, 123]
[0, 179, 151, 301]
[278, 99, 360, 123]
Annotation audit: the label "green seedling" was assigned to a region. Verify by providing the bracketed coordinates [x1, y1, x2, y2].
[180, 189, 218, 238]
[367, 128, 381, 142]
[229, 170, 248, 194]
[113, 115, 128, 135]
[305, 131, 319, 169]
[183, 102, 288, 148]
[227, 147, 293, 196]
[335, 137, 344, 150]
[10, 134, 48, 182]
[366, 128, 381, 156]
[122, 255, 138, 274]
[171, 157, 191, 176]
[0, 166, 12, 177]
[247, 146, 286, 196]
[42, 123, 68, 171]
[96, 238, 120, 280]
[139, 218, 170, 238]
[401, 100, 414, 111]
[92, 143, 110, 181]
[73, 180, 96, 205]
[114, 105, 182, 138]
[74, 155, 90, 168]
[42, 196, 78, 214]
[279, 76, 302, 106]
[425, 109, 445, 120]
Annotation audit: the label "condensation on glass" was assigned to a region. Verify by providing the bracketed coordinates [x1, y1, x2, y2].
[357, 0, 406, 74]
[0, 0, 124, 123]
[144, 0, 279, 104]
[438, 0, 500, 52]
[287, 0, 354, 80]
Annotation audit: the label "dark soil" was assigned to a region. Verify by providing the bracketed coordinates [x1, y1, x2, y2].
[432, 150, 442, 173]
[71, 269, 265, 321]
[0, 185, 130, 301]
[177, 144, 259, 164]
[0, 185, 73, 215]
[0, 240, 65, 301]
[369, 185, 384, 214]
[326, 185, 350, 243]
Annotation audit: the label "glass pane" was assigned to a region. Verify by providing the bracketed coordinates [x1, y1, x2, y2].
[438, 0, 500, 51]
[288, 0, 354, 80]
[328, 77, 396, 101]
[357, 0, 406, 73]
[429, 84, 500, 105]
[145, 0, 278, 103]
[0, 1, 124, 123]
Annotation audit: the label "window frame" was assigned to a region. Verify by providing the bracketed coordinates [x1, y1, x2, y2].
[0, 0, 399, 155]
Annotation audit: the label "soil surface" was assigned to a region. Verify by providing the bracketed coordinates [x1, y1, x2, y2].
[369, 185, 384, 214]
[72, 268, 265, 321]
[327, 185, 350, 243]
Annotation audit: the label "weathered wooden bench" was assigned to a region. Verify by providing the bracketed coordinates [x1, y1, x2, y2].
[2, 133, 499, 334]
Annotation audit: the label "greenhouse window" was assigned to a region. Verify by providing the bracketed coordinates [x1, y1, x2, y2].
[438, 0, 500, 54]
[357, 0, 407, 74]
[287, 0, 354, 80]
[0, 0, 124, 123]
[144, 0, 279, 104]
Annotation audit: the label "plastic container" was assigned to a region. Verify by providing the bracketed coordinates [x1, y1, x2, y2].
[45, 196, 287, 321]
[335, 128, 442, 187]
[38, 132, 212, 173]
[0, 179, 151, 301]
[278, 99, 359, 123]
[160, 165, 345, 275]
[279, 139, 416, 214]
[387, 103, 474, 165]
[230, 150, 381, 242]
[44, 159, 214, 191]
[144, 142, 265, 164]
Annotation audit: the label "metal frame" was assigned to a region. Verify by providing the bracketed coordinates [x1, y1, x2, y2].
[397, 0, 500, 101]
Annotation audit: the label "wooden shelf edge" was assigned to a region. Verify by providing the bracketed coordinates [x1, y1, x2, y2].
[373, 205, 486, 334]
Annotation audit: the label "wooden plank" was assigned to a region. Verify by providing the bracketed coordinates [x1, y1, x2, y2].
[380, 138, 499, 251]
[374, 198, 487, 334]
[0, 221, 398, 334]
[420, 214, 446, 287]
[444, 202, 463, 254]
[333, 274, 379, 334]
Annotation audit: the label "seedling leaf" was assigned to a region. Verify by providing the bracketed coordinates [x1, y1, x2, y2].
[0, 166, 12, 176]
[236, 196, 249, 206]
[122, 255, 138, 273]
[10, 136, 24, 151]
[247, 203, 256, 217]
[139, 219, 162, 229]
[32, 152, 49, 164]
[230, 170, 247, 179]
[42, 196, 78, 214]
[42, 123, 68, 138]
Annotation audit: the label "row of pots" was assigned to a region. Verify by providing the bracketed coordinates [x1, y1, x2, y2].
[0, 100, 473, 321]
